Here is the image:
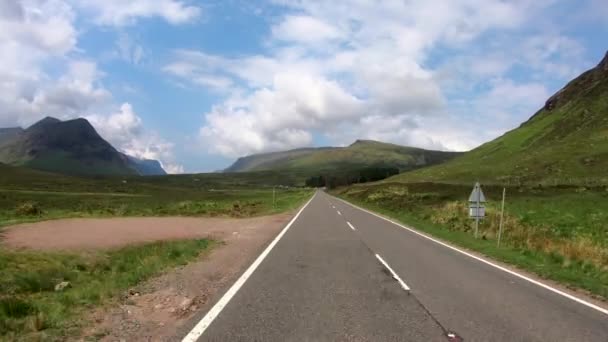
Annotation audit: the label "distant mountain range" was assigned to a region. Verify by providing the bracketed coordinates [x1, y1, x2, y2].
[390, 50, 608, 185]
[0, 117, 166, 176]
[7, 50, 605, 182]
[225, 139, 462, 176]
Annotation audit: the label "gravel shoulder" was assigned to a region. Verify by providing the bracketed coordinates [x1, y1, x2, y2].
[1, 215, 290, 251]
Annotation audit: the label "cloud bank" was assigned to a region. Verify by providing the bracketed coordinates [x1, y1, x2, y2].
[164, 0, 590, 158]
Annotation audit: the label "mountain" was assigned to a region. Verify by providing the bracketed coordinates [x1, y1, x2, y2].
[0, 127, 24, 145]
[390, 51, 608, 185]
[225, 147, 332, 172]
[0, 117, 166, 176]
[225, 139, 462, 175]
[125, 155, 167, 175]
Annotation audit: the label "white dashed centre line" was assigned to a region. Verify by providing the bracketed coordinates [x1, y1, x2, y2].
[347, 221, 356, 231]
[337, 210, 342, 216]
[375, 254, 410, 291]
[335, 196, 608, 316]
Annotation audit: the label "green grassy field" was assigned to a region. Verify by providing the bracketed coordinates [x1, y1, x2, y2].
[0, 164, 314, 227]
[0, 239, 214, 340]
[334, 182, 608, 299]
[0, 165, 314, 339]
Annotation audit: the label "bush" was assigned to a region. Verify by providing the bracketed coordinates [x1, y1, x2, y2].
[0, 298, 36, 319]
[14, 202, 42, 216]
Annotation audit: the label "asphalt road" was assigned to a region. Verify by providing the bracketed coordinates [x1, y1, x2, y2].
[185, 191, 608, 341]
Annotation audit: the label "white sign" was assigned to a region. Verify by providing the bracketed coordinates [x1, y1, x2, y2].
[469, 182, 486, 218]
[469, 182, 486, 203]
[469, 205, 485, 218]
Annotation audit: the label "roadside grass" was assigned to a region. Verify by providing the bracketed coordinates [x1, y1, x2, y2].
[0, 239, 215, 340]
[333, 182, 608, 299]
[0, 187, 313, 228]
[0, 162, 316, 228]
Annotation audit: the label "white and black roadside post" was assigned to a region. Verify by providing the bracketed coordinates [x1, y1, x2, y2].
[469, 182, 486, 238]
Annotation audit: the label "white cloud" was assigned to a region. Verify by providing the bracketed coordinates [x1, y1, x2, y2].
[87, 103, 184, 174]
[157, 0, 599, 158]
[163, 50, 236, 92]
[200, 72, 365, 157]
[166, 0, 560, 157]
[0, 0, 76, 55]
[474, 79, 549, 126]
[40, 61, 111, 113]
[75, 0, 201, 26]
[0, 58, 110, 127]
[115, 33, 146, 65]
[272, 15, 342, 43]
[0, 0, 82, 127]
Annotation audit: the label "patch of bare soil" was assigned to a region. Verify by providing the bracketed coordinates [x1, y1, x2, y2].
[1, 215, 289, 251]
[1, 214, 292, 341]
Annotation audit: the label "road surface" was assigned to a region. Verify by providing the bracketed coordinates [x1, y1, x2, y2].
[183, 191, 608, 341]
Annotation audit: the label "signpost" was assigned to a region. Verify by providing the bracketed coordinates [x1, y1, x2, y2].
[497, 188, 506, 247]
[469, 182, 486, 238]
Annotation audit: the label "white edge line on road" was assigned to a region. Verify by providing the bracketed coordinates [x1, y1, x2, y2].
[347, 221, 356, 231]
[182, 193, 317, 342]
[335, 196, 608, 316]
[375, 254, 410, 291]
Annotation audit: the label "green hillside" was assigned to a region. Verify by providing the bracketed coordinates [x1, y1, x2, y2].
[226, 139, 462, 176]
[391, 51, 608, 185]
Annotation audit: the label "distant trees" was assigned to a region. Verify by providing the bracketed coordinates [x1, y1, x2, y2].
[305, 167, 399, 189]
[305, 175, 326, 188]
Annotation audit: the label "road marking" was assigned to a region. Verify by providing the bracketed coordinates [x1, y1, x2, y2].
[375, 254, 410, 291]
[182, 193, 317, 341]
[337, 210, 342, 216]
[347, 221, 356, 231]
[334, 196, 608, 316]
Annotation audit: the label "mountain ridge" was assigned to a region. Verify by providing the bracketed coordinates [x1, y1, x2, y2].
[0, 117, 166, 176]
[225, 139, 462, 176]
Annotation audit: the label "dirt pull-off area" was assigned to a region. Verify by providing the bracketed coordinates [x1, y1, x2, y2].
[2, 215, 290, 251]
[1, 214, 293, 341]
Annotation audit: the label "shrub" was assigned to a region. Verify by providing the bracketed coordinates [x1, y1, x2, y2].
[0, 298, 36, 318]
[14, 202, 42, 216]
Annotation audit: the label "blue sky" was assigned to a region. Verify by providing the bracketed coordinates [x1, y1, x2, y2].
[1, 0, 607, 173]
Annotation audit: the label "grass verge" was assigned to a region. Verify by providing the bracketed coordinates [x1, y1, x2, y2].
[333, 184, 608, 300]
[0, 188, 314, 228]
[0, 239, 214, 340]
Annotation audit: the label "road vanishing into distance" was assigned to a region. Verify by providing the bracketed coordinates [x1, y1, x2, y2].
[182, 191, 608, 341]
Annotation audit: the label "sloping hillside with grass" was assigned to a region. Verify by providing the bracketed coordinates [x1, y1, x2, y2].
[391, 51, 608, 185]
[226, 139, 461, 175]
